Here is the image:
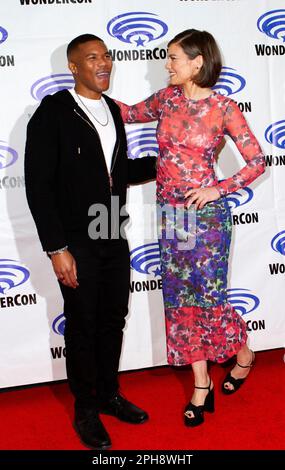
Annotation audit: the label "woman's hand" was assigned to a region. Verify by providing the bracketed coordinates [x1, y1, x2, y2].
[185, 187, 221, 210]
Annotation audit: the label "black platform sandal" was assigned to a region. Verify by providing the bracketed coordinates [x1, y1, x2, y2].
[222, 351, 255, 395]
[184, 380, 215, 427]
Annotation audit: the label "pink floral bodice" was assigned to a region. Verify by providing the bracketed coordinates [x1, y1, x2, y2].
[118, 86, 265, 204]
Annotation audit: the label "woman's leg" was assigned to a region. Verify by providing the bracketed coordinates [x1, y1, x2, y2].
[223, 344, 254, 392]
[186, 360, 213, 416]
[184, 360, 214, 426]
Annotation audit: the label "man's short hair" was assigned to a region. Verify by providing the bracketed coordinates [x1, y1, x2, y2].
[67, 34, 104, 58]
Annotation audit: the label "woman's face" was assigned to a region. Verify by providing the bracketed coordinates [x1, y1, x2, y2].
[166, 42, 200, 86]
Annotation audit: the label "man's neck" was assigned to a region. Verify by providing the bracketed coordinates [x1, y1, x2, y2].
[74, 86, 102, 100]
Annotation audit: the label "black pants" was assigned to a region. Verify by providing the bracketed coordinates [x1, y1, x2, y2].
[59, 239, 130, 411]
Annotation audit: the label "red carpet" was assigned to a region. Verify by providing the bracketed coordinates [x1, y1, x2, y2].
[0, 348, 284, 450]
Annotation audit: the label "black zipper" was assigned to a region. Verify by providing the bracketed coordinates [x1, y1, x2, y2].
[73, 108, 119, 194]
[74, 107, 120, 239]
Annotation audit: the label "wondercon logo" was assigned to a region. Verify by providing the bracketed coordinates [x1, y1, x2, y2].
[130, 242, 161, 277]
[265, 120, 285, 149]
[31, 74, 74, 101]
[227, 288, 260, 316]
[127, 127, 159, 159]
[257, 9, 285, 42]
[0, 26, 8, 45]
[212, 67, 246, 96]
[107, 12, 168, 47]
[226, 187, 253, 210]
[52, 313, 65, 336]
[0, 141, 18, 170]
[0, 259, 30, 295]
[271, 230, 285, 256]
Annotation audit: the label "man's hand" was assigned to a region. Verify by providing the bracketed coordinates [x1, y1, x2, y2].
[51, 250, 79, 288]
[185, 187, 221, 210]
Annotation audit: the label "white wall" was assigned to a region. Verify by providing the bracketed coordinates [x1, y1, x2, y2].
[0, 0, 284, 388]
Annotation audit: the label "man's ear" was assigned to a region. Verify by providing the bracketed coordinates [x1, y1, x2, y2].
[68, 61, 77, 75]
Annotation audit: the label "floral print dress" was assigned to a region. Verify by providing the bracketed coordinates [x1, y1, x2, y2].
[118, 86, 265, 366]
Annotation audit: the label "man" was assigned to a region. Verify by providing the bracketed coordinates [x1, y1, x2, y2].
[25, 34, 156, 450]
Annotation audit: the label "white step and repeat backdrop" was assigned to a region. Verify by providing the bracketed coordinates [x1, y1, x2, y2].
[0, 0, 284, 388]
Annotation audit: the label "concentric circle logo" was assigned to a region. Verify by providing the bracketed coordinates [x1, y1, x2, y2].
[0, 260, 30, 295]
[52, 313, 65, 336]
[107, 12, 168, 47]
[31, 74, 74, 101]
[226, 187, 253, 210]
[271, 230, 285, 256]
[130, 242, 161, 276]
[0, 26, 8, 45]
[212, 67, 246, 96]
[227, 288, 260, 316]
[265, 120, 285, 149]
[0, 141, 18, 170]
[257, 9, 285, 41]
[127, 127, 158, 159]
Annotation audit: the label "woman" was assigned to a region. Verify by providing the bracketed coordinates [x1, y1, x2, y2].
[117, 29, 265, 426]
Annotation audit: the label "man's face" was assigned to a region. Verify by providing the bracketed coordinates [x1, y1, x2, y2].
[68, 40, 113, 99]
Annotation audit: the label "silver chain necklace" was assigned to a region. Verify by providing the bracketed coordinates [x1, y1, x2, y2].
[75, 92, 109, 127]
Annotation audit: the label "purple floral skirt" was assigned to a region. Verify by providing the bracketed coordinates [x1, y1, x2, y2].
[158, 198, 247, 365]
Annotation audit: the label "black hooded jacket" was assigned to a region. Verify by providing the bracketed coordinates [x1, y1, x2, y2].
[24, 90, 156, 252]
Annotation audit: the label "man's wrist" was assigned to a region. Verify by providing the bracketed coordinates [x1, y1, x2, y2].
[47, 246, 68, 256]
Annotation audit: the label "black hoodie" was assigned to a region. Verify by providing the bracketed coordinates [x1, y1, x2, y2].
[24, 90, 156, 251]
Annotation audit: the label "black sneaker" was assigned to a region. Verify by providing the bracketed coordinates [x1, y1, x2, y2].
[74, 408, 111, 450]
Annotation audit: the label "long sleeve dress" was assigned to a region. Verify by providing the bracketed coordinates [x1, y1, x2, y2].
[118, 85, 265, 366]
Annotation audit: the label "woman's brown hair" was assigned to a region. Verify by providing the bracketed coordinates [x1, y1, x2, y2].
[168, 29, 222, 87]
